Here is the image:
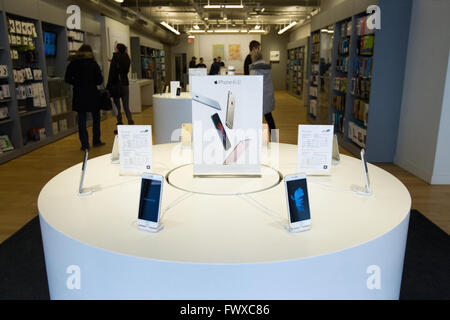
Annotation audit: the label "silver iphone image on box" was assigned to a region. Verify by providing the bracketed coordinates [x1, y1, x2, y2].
[192, 93, 222, 111]
[226, 91, 235, 129]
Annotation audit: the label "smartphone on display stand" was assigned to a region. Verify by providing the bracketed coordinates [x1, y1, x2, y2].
[78, 150, 89, 195]
[223, 139, 250, 165]
[176, 87, 181, 96]
[225, 91, 235, 129]
[332, 134, 340, 164]
[192, 93, 222, 110]
[137, 173, 164, 232]
[211, 113, 231, 150]
[351, 148, 372, 196]
[285, 173, 312, 232]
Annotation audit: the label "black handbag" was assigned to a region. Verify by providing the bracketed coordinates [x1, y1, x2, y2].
[98, 89, 112, 111]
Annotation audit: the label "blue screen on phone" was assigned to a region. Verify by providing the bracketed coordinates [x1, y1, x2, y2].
[286, 179, 311, 223]
[138, 178, 162, 223]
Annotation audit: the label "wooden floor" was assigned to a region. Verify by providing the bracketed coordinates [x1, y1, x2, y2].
[0, 91, 448, 242]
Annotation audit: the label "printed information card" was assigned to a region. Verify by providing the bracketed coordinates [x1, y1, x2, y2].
[297, 125, 334, 175]
[117, 125, 153, 175]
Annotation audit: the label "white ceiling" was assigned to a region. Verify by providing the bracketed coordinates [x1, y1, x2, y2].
[118, 0, 321, 33]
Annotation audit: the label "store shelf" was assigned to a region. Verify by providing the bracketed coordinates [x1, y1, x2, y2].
[51, 111, 74, 117]
[19, 108, 47, 118]
[0, 118, 13, 125]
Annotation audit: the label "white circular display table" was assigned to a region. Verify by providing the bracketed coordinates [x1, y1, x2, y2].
[152, 93, 192, 144]
[38, 143, 411, 299]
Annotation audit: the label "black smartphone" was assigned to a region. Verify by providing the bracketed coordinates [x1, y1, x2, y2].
[211, 113, 231, 150]
[176, 87, 181, 96]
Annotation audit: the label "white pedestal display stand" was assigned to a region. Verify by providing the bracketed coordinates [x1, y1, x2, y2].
[38, 143, 411, 299]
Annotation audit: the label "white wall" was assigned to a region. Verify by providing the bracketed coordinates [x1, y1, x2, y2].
[395, 0, 450, 184]
[196, 34, 262, 74]
[100, 16, 130, 80]
[289, 23, 311, 42]
[431, 52, 450, 184]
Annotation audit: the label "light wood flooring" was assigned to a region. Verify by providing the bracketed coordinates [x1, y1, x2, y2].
[0, 91, 448, 242]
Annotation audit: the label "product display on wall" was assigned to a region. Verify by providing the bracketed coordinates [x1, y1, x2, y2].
[304, 0, 412, 162]
[286, 46, 305, 98]
[0, 9, 108, 165]
[130, 37, 165, 93]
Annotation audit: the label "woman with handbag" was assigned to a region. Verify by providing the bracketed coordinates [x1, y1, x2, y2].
[65, 44, 105, 151]
[107, 43, 134, 127]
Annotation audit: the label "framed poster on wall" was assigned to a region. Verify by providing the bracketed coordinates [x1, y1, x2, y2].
[270, 51, 280, 62]
[229, 44, 241, 60]
[213, 44, 225, 59]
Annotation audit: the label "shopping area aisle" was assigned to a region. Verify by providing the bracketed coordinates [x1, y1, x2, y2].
[0, 91, 448, 243]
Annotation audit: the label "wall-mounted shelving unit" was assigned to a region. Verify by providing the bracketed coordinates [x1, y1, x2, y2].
[130, 37, 165, 92]
[286, 46, 305, 98]
[0, 9, 107, 165]
[323, 0, 413, 162]
[307, 30, 321, 122]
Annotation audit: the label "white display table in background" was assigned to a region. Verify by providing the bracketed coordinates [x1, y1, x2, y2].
[38, 143, 411, 299]
[152, 93, 192, 144]
[129, 79, 154, 113]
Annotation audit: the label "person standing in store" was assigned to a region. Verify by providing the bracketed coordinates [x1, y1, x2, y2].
[244, 40, 261, 75]
[250, 51, 277, 133]
[209, 58, 219, 75]
[189, 56, 197, 68]
[107, 43, 134, 128]
[217, 56, 225, 67]
[196, 57, 207, 68]
[65, 44, 104, 151]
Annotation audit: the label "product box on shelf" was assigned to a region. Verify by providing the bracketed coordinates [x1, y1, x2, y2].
[0, 107, 8, 120]
[348, 121, 367, 148]
[52, 121, 58, 134]
[0, 135, 14, 151]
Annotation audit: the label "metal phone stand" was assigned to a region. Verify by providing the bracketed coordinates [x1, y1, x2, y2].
[78, 185, 101, 197]
[351, 185, 373, 197]
[285, 225, 312, 233]
[138, 223, 164, 233]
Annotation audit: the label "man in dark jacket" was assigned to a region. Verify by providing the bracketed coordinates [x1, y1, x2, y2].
[189, 56, 197, 68]
[196, 57, 207, 68]
[209, 58, 220, 75]
[250, 51, 276, 133]
[65, 44, 104, 151]
[244, 40, 261, 75]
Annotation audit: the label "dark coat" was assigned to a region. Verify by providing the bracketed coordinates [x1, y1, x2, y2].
[244, 54, 252, 75]
[209, 62, 220, 75]
[65, 51, 103, 112]
[106, 52, 130, 98]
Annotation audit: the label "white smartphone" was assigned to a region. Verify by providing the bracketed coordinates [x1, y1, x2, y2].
[111, 135, 119, 163]
[225, 91, 235, 129]
[79, 150, 88, 194]
[361, 149, 371, 193]
[192, 93, 221, 110]
[332, 134, 340, 163]
[137, 173, 164, 229]
[285, 173, 312, 229]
